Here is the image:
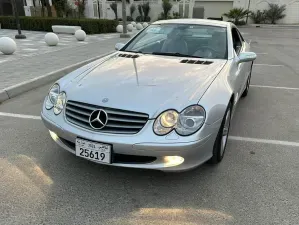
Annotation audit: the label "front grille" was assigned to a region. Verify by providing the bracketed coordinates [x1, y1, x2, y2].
[65, 101, 149, 134]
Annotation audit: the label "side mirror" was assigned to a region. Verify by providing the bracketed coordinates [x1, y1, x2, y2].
[237, 52, 257, 64]
[115, 43, 125, 51]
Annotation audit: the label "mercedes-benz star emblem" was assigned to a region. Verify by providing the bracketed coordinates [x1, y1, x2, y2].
[89, 109, 108, 130]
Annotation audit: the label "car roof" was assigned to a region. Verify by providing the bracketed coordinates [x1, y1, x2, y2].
[152, 19, 231, 28]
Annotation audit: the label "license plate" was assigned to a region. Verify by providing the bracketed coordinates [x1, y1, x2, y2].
[75, 138, 111, 164]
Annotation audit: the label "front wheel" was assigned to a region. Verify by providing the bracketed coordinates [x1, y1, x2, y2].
[208, 103, 232, 164]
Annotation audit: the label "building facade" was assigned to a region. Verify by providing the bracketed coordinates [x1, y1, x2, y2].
[86, 0, 299, 24]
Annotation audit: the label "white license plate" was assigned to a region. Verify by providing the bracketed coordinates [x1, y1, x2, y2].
[75, 138, 111, 164]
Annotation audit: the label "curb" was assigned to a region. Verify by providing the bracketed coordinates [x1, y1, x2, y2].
[0, 51, 114, 104]
[249, 24, 299, 28]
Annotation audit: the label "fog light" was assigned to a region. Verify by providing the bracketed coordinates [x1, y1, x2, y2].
[163, 156, 184, 167]
[49, 130, 59, 141]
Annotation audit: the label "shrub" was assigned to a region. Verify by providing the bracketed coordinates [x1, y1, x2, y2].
[207, 17, 223, 21]
[127, 16, 133, 21]
[172, 12, 181, 19]
[223, 8, 251, 24]
[130, 4, 136, 18]
[110, 2, 118, 20]
[162, 0, 172, 19]
[118, 16, 133, 22]
[0, 16, 118, 34]
[136, 15, 143, 22]
[227, 20, 246, 25]
[250, 10, 266, 24]
[265, 3, 286, 24]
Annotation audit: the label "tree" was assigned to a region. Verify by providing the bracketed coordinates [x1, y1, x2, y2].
[52, 0, 67, 17]
[138, 4, 143, 19]
[45, 0, 52, 17]
[130, 4, 136, 18]
[77, 0, 86, 18]
[250, 10, 266, 24]
[223, 8, 251, 24]
[162, 0, 172, 19]
[141, 2, 150, 21]
[110, 2, 118, 20]
[265, 3, 286, 24]
[40, 0, 45, 17]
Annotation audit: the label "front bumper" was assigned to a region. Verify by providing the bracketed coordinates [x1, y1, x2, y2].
[41, 109, 221, 171]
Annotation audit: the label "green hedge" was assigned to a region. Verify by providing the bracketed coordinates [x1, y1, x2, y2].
[0, 17, 118, 34]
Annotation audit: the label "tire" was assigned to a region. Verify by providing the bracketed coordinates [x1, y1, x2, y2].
[208, 102, 232, 164]
[241, 62, 253, 98]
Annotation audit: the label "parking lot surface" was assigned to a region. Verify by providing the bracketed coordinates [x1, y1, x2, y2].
[0, 27, 298, 225]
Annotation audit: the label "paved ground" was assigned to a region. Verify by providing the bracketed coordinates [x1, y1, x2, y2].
[0, 29, 120, 60]
[0, 27, 299, 225]
[0, 29, 137, 89]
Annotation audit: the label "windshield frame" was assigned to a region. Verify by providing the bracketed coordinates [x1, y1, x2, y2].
[120, 23, 229, 60]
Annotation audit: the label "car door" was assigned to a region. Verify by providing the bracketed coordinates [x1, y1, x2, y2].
[231, 27, 249, 100]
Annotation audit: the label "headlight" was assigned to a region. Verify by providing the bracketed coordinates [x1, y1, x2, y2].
[45, 84, 59, 110]
[153, 110, 179, 135]
[53, 92, 66, 115]
[49, 84, 60, 104]
[153, 105, 205, 136]
[176, 105, 205, 136]
[45, 84, 66, 115]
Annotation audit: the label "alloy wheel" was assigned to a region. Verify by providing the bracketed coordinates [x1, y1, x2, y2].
[220, 109, 231, 156]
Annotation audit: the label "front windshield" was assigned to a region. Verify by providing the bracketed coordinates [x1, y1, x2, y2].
[122, 24, 228, 59]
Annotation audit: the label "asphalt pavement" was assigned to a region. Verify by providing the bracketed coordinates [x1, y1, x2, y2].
[0, 27, 298, 225]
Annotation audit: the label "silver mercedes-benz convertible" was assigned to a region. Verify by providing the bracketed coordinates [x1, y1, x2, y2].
[41, 19, 256, 171]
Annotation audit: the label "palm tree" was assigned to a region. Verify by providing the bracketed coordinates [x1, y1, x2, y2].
[265, 4, 286, 24]
[223, 8, 251, 24]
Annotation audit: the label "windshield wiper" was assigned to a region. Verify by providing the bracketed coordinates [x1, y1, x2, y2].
[151, 52, 202, 58]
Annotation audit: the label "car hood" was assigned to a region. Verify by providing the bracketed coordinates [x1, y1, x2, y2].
[65, 53, 226, 118]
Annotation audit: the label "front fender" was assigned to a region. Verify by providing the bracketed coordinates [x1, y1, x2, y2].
[199, 62, 234, 125]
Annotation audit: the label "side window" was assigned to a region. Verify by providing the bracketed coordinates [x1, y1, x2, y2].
[237, 29, 244, 41]
[231, 28, 242, 54]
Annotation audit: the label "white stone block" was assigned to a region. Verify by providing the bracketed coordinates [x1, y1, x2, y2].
[143, 22, 148, 28]
[52, 25, 81, 34]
